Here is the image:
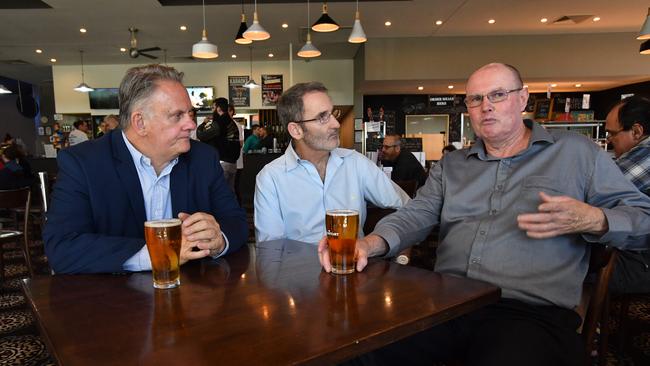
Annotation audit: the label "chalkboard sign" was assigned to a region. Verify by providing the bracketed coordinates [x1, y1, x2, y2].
[534, 99, 551, 121]
[366, 137, 423, 152]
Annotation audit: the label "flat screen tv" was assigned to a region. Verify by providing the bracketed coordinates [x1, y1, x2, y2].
[89, 88, 119, 109]
[187, 86, 214, 111]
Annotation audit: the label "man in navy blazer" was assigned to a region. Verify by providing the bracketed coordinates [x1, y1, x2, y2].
[44, 64, 248, 274]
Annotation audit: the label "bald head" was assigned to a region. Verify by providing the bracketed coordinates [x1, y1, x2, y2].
[468, 63, 523, 89]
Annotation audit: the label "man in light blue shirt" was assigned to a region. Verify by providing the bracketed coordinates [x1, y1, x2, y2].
[254, 82, 409, 244]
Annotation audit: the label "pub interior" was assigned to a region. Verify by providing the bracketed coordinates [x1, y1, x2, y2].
[1, 0, 650, 365]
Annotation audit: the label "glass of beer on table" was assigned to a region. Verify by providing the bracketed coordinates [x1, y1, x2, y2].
[144, 219, 182, 289]
[326, 209, 359, 275]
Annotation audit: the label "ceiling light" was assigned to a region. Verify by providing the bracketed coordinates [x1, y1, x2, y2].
[488, 19, 496, 24]
[435, 20, 443, 26]
[180, 25, 187, 31]
[639, 8, 650, 40]
[523, 84, 529, 89]
[243, 46, 260, 89]
[550, 83, 557, 87]
[348, 0, 367, 43]
[592, 16, 600, 22]
[282, 23, 288, 29]
[540, 18, 548, 23]
[448, 85, 454, 89]
[50, 58, 56, 63]
[639, 40, 650, 54]
[120, 47, 127, 52]
[243, 0, 271, 41]
[575, 83, 582, 87]
[79, 28, 87, 33]
[417, 86, 424, 91]
[192, 0, 218, 59]
[0, 84, 12, 94]
[35, 49, 42, 54]
[298, 0, 321, 58]
[312, 2, 339, 32]
[268, 53, 274, 58]
[235, 1, 253, 44]
[73, 50, 94, 93]
[385, 21, 392, 27]
[231, 54, 237, 58]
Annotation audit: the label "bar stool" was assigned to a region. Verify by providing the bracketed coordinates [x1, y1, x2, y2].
[0, 187, 34, 285]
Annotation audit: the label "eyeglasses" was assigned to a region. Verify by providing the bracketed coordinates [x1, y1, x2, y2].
[606, 129, 627, 140]
[464, 87, 523, 108]
[381, 144, 398, 149]
[296, 109, 341, 125]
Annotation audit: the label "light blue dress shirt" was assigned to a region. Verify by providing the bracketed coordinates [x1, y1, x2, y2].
[121, 133, 229, 271]
[254, 143, 409, 243]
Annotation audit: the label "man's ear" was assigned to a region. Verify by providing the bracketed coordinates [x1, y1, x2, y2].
[287, 122, 303, 140]
[520, 87, 530, 113]
[631, 122, 646, 142]
[131, 111, 147, 136]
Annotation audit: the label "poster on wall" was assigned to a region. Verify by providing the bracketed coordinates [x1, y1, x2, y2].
[261, 74, 283, 106]
[228, 76, 250, 107]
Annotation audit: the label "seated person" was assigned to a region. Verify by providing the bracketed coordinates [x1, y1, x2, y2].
[442, 144, 457, 155]
[44, 64, 248, 274]
[254, 82, 409, 243]
[258, 127, 274, 150]
[242, 125, 262, 153]
[319, 63, 650, 366]
[0, 144, 34, 190]
[380, 134, 427, 187]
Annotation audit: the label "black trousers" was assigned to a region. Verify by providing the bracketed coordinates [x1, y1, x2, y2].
[366, 298, 583, 366]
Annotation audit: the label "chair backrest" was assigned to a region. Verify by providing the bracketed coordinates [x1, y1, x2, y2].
[0, 187, 31, 211]
[580, 245, 618, 364]
[38, 171, 50, 213]
[395, 179, 418, 198]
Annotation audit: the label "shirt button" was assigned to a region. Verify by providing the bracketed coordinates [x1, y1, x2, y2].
[471, 258, 481, 264]
[479, 231, 486, 235]
[490, 209, 497, 215]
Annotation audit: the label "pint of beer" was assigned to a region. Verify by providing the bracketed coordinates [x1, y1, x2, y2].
[144, 219, 182, 289]
[326, 209, 359, 275]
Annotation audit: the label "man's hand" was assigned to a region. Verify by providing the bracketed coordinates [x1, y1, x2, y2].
[318, 234, 388, 273]
[517, 192, 608, 239]
[177, 212, 225, 265]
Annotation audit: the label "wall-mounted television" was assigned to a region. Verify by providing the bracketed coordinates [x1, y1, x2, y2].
[187, 86, 214, 111]
[89, 88, 119, 109]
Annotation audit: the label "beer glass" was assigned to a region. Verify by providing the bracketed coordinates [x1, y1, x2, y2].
[325, 209, 359, 275]
[145, 219, 182, 289]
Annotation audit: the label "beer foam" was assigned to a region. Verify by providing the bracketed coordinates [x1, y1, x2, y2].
[144, 219, 181, 228]
[326, 209, 358, 216]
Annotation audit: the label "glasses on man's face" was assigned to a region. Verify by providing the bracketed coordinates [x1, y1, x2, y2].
[381, 144, 398, 150]
[606, 129, 627, 140]
[464, 87, 523, 108]
[296, 109, 341, 125]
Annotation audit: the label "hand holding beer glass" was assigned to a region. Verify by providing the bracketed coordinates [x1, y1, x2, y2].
[145, 219, 183, 289]
[325, 209, 359, 275]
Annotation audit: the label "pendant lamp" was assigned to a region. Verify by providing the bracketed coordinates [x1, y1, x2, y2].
[0, 84, 11, 94]
[298, 0, 321, 58]
[640, 40, 650, 54]
[73, 50, 94, 93]
[243, 0, 270, 41]
[192, 0, 219, 59]
[312, 2, 339, 32]
[638, 8, 650, 40]
[235, 0, 252, 44]
[243, 46, 259, 89]
[348, 0, 367, 43]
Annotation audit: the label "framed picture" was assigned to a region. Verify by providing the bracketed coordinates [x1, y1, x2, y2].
[354, 118, 363, 130]
[45, 126, 52, 135]
[534, 99, 551, 122]
[38, 127, 45, 135]
[354, 131, 363, 143]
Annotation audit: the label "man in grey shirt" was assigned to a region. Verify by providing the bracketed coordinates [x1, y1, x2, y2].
[319, 63, 650, 366]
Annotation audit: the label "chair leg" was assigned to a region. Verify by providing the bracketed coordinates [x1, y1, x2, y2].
[22, 236, 34, 278]
[0, 241, 5, 293]
[618, 294, 632, 355]
[598, 292, 611, 366]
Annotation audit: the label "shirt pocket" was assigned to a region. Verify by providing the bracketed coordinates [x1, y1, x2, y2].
[515, 176, 566, 214]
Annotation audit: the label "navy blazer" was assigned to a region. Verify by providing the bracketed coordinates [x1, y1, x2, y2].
[44, 130, 248, 274]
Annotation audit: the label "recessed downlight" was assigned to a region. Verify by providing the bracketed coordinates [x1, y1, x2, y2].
[231, 54, 237, 58]
[120, 47, 127, 52]
[180, 25, 187, 31]
[448, 85, 454, 89]
[488, 19, 496, 24]
[79, 27, 87, 33]
[540, 18, 548, 23]
[417, 86, 424, 90]
[593, 16, 601, 22]
[435, 20, 443, 26]
[385, 21, 392, 27]
[268, 53, 274, 58]
[575, 83, 582, 88]
[281, 23, 288, 29]
[551, 83, 557, 87]
[50, 58, 57, 63]
[35, 49, 43, 54]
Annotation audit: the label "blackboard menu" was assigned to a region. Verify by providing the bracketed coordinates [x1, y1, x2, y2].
[534, 99, 551, 121]
[367, 137, 423, 152]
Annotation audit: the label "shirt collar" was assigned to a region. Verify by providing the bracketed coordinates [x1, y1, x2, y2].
[283, 141, 352, 172]
[467, 119, 554, 160]
[121, 131, 178, 175]
[618, 135, 650, 161]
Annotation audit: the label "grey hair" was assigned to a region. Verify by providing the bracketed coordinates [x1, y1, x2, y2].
[277, 81, 328, 129]
[385, 133, 402, 146]
[118, 64, 184, 130]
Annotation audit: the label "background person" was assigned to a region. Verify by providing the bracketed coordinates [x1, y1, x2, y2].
[380, 133, 427, 187]
[68, 120, 89, 146]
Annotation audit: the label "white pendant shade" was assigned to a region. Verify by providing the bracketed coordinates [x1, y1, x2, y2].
[298, 33, 321, 58]
[639, 8, 650, 40]
[243, 79, 259, 89]
[243, 12, 271, 41]
[73, 83, 94, 93]
[193, 30, 219, 59]
[0, 84, 12, 94]
[348, 12, 367, 43]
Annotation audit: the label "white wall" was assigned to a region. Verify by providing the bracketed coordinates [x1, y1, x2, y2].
[52, 59, 355, 114]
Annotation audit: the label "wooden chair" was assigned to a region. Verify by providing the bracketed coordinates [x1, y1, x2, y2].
[0, 187, 34, 283]
[578, 245, 618, 366]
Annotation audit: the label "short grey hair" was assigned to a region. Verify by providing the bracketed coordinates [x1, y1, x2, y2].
[385, 133, 402, 146]
[118, 64, 184, 130]
[277, 81, 328, 129]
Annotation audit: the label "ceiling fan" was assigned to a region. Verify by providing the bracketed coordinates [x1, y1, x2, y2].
[128, 27, 161, 59]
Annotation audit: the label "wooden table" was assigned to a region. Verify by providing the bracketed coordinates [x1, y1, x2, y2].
[22, 239, 500, 366]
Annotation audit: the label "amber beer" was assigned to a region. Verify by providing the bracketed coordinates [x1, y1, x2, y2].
[326, 209, 359, 275]
[144, 219, 182, 289]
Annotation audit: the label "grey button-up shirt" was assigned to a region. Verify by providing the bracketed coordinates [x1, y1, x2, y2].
[374, 120, 650, 309]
